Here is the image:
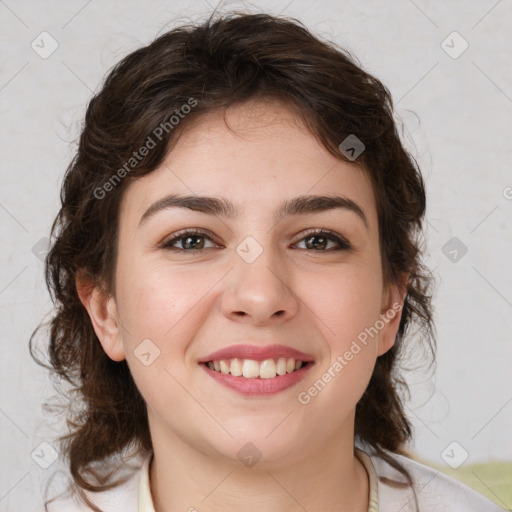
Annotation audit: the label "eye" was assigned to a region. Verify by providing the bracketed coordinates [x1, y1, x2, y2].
[293, 229, 352, 252]
[161, 229, 219, 252]
[161, 228, 352, 253]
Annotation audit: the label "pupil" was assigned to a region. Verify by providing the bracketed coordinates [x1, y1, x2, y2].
[306, 235, 327, 250]
[183, 235, 204, 249]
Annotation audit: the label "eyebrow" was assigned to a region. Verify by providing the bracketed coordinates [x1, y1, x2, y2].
[138, 193, 368, 228]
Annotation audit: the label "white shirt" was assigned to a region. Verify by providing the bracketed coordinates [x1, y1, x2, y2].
[43, 448, 505, 511]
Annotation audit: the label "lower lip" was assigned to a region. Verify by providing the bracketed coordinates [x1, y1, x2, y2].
[200, 363, 314, 396]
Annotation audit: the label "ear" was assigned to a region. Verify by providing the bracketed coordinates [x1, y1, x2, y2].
[75, 272, 126, 362]
[377, 272, 408, 357]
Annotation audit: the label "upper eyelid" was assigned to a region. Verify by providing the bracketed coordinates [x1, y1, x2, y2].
[163, 228, 218, 244]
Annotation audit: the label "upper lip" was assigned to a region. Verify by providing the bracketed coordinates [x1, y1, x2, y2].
[198, 344, 315, 363]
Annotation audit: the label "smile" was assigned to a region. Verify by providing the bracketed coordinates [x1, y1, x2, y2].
[200, 359, 314, 396]
[205, 357, 306, 378]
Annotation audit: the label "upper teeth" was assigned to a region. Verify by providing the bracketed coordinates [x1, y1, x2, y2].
[206, 358, 304, 379]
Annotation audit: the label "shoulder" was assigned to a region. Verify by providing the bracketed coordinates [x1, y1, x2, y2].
[35, 463, 141, 512]
[367, 449, 505, 512]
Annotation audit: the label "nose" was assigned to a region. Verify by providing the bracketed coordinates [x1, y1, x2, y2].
[220, 242, 299, 325]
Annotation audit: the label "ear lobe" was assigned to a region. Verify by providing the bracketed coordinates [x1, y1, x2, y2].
[75, 273, 126, 362]
[377, 273, 408, 357]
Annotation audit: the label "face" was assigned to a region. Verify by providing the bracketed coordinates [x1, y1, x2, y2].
[81, 100, 404, 468]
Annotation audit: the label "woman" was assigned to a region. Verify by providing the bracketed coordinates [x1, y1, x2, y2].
[32, 11, 504, 512]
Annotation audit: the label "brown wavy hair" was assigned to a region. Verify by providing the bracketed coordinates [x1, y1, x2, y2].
[30, 10, 435, 511]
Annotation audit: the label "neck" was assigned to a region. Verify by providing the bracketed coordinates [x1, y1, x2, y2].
[148, 417, 369, 512]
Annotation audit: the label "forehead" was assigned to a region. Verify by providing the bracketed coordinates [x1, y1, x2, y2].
[119, 100, 378, 229]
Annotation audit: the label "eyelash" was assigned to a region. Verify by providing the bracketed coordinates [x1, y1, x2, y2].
[160, 228, 353, 254]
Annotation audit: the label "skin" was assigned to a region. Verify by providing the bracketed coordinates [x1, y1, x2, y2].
[77, 99, 406, 512]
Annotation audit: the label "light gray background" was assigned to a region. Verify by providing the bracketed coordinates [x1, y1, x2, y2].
[1, 1, 511, 511]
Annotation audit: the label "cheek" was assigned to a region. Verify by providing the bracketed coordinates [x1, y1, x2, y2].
[303, 265, 382, 402]
[306, 264, 383, 347]
[297, 268, 381, 419]
[117, 259, 204, 327]
[115, 263, 211, 402]
[118, 271, 176, 337]
[115, 260, 221, 369]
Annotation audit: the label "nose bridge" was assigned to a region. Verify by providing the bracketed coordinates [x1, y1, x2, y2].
[221, 232, 298, 323]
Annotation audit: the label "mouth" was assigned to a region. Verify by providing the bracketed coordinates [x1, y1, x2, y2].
[198, 344, 315, 396]
[201, 357, 311, 379]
